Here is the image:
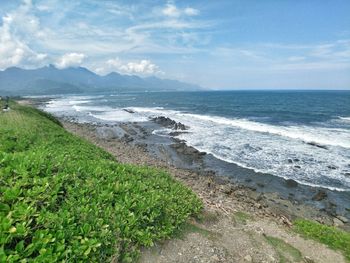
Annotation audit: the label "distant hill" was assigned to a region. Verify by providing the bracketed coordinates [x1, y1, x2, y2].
[0, 65, 203, 95]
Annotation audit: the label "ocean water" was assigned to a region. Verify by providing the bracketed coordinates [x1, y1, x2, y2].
[43, 90, 350, 191]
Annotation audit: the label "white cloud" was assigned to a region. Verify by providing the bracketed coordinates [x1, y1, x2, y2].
[184, 7, 200, 16]
[55, 53, 86, 69]
[162, 3, 180, 17]
[120, 60, 159, 74]
[0, 1, 48, 70]
[162, 2, 199, 17]
[96, 58, 161, 75]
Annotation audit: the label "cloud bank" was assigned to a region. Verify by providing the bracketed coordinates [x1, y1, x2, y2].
[55, 53, 86, 69]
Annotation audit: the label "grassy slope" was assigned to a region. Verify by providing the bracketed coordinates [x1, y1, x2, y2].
[294, 219, 350, 261]
[0, 102, 202, 262]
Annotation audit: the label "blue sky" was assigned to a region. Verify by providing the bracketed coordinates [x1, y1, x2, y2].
[0, 0, 349, 89]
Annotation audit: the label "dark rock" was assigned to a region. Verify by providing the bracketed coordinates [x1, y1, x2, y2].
[152, 116, 188, 130]
[287, 159, 293, 164]
[306, 141, 328, 150]
[293, 158, 300, 162]
[123, 109, 135, 114]
[327, 165, 337, 170]
[345, 173, 350, 177]
[312, 190, 328, 201]
[294, 165, 301, 169]
[285, 179, 298, 188]
[214, 176, 229, 185]
[168, 131, 188, 137]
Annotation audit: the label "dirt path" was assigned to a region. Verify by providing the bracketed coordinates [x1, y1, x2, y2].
[62, 122, 346, 263]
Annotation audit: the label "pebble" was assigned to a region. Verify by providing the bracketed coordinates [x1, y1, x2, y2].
[244, 255, 252, 262]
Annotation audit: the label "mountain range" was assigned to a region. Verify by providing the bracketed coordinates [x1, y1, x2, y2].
[0, 65, 202, 95]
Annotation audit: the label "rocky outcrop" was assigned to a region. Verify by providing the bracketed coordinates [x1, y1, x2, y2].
[312, 190, 328, 201]
[152, 116, 188, 130]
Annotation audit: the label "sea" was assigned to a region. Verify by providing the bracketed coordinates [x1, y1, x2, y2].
[42, 90, 350, 192]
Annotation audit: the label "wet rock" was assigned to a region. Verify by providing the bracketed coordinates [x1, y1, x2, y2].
[337, 216, 349, 223]
[186, 146, 199, 154]
[168, 131, 188, 137]
[345, 173, 350, 177]
[287, 158, 293, 164]
[123, 109, 135, 114]
[285, 179, 298, 188]
[307, 141, 328, 150]
[327, 165, 338, 170]
[213, 176, 228, 185]
[152, 116, 188, 130]
[312, 190, 327, 201]
[122, 134, 134, 143]
[294, 165, 301, 169]
[293, 158, 300, 162]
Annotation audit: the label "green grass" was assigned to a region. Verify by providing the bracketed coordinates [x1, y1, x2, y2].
[264, 235, 302, 263]
[0, 102, 202, 262]
[294, 219, 350, 261]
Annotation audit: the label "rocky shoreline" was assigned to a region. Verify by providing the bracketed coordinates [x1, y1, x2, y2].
[60, 116, 350, 229]
[16, 99, 350, 262]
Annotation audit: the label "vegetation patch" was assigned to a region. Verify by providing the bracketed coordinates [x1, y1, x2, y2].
[264, 235, 302, 263]
[173, 222, 218, 240]
[294, 219, 350, 261]
[0, 102, 202, 262]
[232, 211, 252, 225]
[195, 210, 219, 225]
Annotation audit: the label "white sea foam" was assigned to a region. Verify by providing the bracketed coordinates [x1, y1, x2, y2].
[129, 107, 350, 191]
[339, 116, 350, 122]
[91, 110, 148, 122]
[43, 98, 350, 191]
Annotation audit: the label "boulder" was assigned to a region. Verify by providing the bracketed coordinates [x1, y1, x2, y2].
[152, 116, 188, 130]
[337, 216, 349, 223]
[333, 217, 344, 227]
[285, 179, 298, 188]
[312, 190, 327, 201]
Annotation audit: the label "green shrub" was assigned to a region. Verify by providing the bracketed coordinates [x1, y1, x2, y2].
[0, 103, 202, 262]
[294, 219, 350, 261]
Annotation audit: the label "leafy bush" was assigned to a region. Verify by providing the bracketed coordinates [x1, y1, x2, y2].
[0, 103, 202, 262]
[294, 219, 350, 261]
